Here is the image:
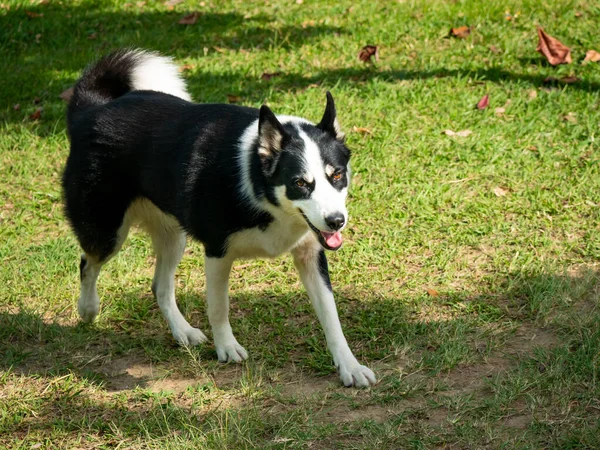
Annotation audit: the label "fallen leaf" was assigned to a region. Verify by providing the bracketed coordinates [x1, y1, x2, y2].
[29, 108, 42, 121]
[136, 1, 146, 6]
[59, 86, 74, 102]
[352, 126, 372, 135]
[25, 11, 43, 18]
[35, 33, 41, 43]
[213, 46, 226, 53]
[444, 129, 472, 137]
[575, 11, 583, 18]
[165, 0, 183, 7]
[358, 45, 378, 63]
[13, 104, 20, 111]
[536, 27, 572, 65]
[528, 145, 538, 152]
[563, 112, 577, 123]
[528, 89, 538, 99]
[178, 63, 194, 72]
[179, 12, 200, 25]
[476, 94, 489, 110]
[450, 26, 471, 38]
[492, 186, 508, 197]
[583, 50, 600, 63]
[543, 75, 580, 85]
[427, 288, 439, 297]
[489, 45, 501, 54]
[260, 71, 282, 81]
[226, 94, 241, 103]
[87, 32, 97, 40]
[495, 107, 505, 114]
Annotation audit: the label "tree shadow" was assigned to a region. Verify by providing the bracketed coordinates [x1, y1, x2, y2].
[1, 269, 599, 445]
[2, 1, 597, 131]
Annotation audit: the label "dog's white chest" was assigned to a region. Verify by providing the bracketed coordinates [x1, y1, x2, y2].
[226, 216, 310, 259]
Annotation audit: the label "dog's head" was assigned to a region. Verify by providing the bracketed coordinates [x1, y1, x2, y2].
[258, 92, 351, 250]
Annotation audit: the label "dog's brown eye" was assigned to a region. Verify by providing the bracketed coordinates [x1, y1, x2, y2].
[295, 179, 307, 188]
[332, 171, 342, 181]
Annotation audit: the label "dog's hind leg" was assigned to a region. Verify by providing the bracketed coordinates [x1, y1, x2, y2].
[205, 256, 248, 362]
[147, 216, 207, 346]
[78, 217, 132, 323]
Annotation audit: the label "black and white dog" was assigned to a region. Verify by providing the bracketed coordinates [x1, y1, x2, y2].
[63, 49, 376, 387]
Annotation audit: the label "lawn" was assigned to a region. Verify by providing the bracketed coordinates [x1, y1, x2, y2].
[1, 0, 600, 448]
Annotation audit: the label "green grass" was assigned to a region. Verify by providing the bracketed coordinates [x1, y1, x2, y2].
[2, 0, 600, 447]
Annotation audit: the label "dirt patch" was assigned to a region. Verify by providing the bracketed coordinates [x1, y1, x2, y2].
[326, 404, 390, 423]
[502, 323, 558, 355]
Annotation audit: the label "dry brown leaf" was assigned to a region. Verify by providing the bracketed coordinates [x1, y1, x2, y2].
[528, 90, 538, 99]
[563, 112, 577, 123]
[358, 45, 379, 63]
[136, 1, 146, 6]
[59, 86, 74, 102]
[444, 129, 472, 137]
[476, 94, 489, 110]
[536, 27, 572, 65]
[13, 104, 20, 111]
[583, 50, 600, 63]
[493, 186, 508, 197]
[29, 108, 42, 121]
[450, 26, 471, 39]
[495, 107, 505, 114]
[178, 63, 194, 72]
[88, 32, 97, 40]
[544, 75, 580, 85]
[426, 288, 439, 297]
[260, 71, 282, 81]
[489, 45, 501, 54]
[179, 12, 200, 25]
[226, 94, 241, 104]
[352, 126, 372, 135]
[25, 11, 43, 18]
[165, 0, 183, 5]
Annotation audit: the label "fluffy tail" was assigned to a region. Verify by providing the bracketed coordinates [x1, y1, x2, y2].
[68, 48, 191, 122]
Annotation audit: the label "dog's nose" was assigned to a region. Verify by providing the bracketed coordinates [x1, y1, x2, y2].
[325, 213, 345, 231]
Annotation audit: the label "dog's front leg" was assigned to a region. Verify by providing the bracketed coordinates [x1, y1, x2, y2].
[205, 256, 248, 363]
[292, 236, 376, 387]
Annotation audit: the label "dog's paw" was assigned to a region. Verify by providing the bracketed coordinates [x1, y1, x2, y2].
[215, 341, 248, 363]
[78, 295, 99, 323]
[173, 326, 208, 347]
[338, 362, 377, 388]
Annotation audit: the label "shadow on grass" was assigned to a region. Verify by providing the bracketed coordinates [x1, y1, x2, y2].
[2, 1, 598, 131]
[2, 269, 598, 385]
[1, 270, 599, 446]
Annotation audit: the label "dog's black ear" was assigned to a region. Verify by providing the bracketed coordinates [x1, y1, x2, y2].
[317, 91, 345, 141]
[258, 105, 288, 177]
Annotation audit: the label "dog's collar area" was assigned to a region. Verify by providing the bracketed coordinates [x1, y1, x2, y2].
[299, 210, 343, 251]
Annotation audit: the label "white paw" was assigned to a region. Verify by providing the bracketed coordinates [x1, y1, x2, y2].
[338, 361, 377, 388]
[215, 340, 248, 363]
[172, 326, 208, 346]
[78, 295, 99, 323]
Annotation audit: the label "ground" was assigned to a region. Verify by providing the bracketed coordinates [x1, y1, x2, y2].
[1, 0, 600, 448]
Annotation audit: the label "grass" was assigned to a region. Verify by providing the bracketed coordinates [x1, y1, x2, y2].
[1, 0, 600, 447]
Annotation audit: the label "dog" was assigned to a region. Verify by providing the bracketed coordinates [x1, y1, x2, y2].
[62, 49, 376, 387]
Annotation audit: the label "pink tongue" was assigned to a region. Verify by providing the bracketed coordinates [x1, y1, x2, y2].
[321, 231, 343, 248]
